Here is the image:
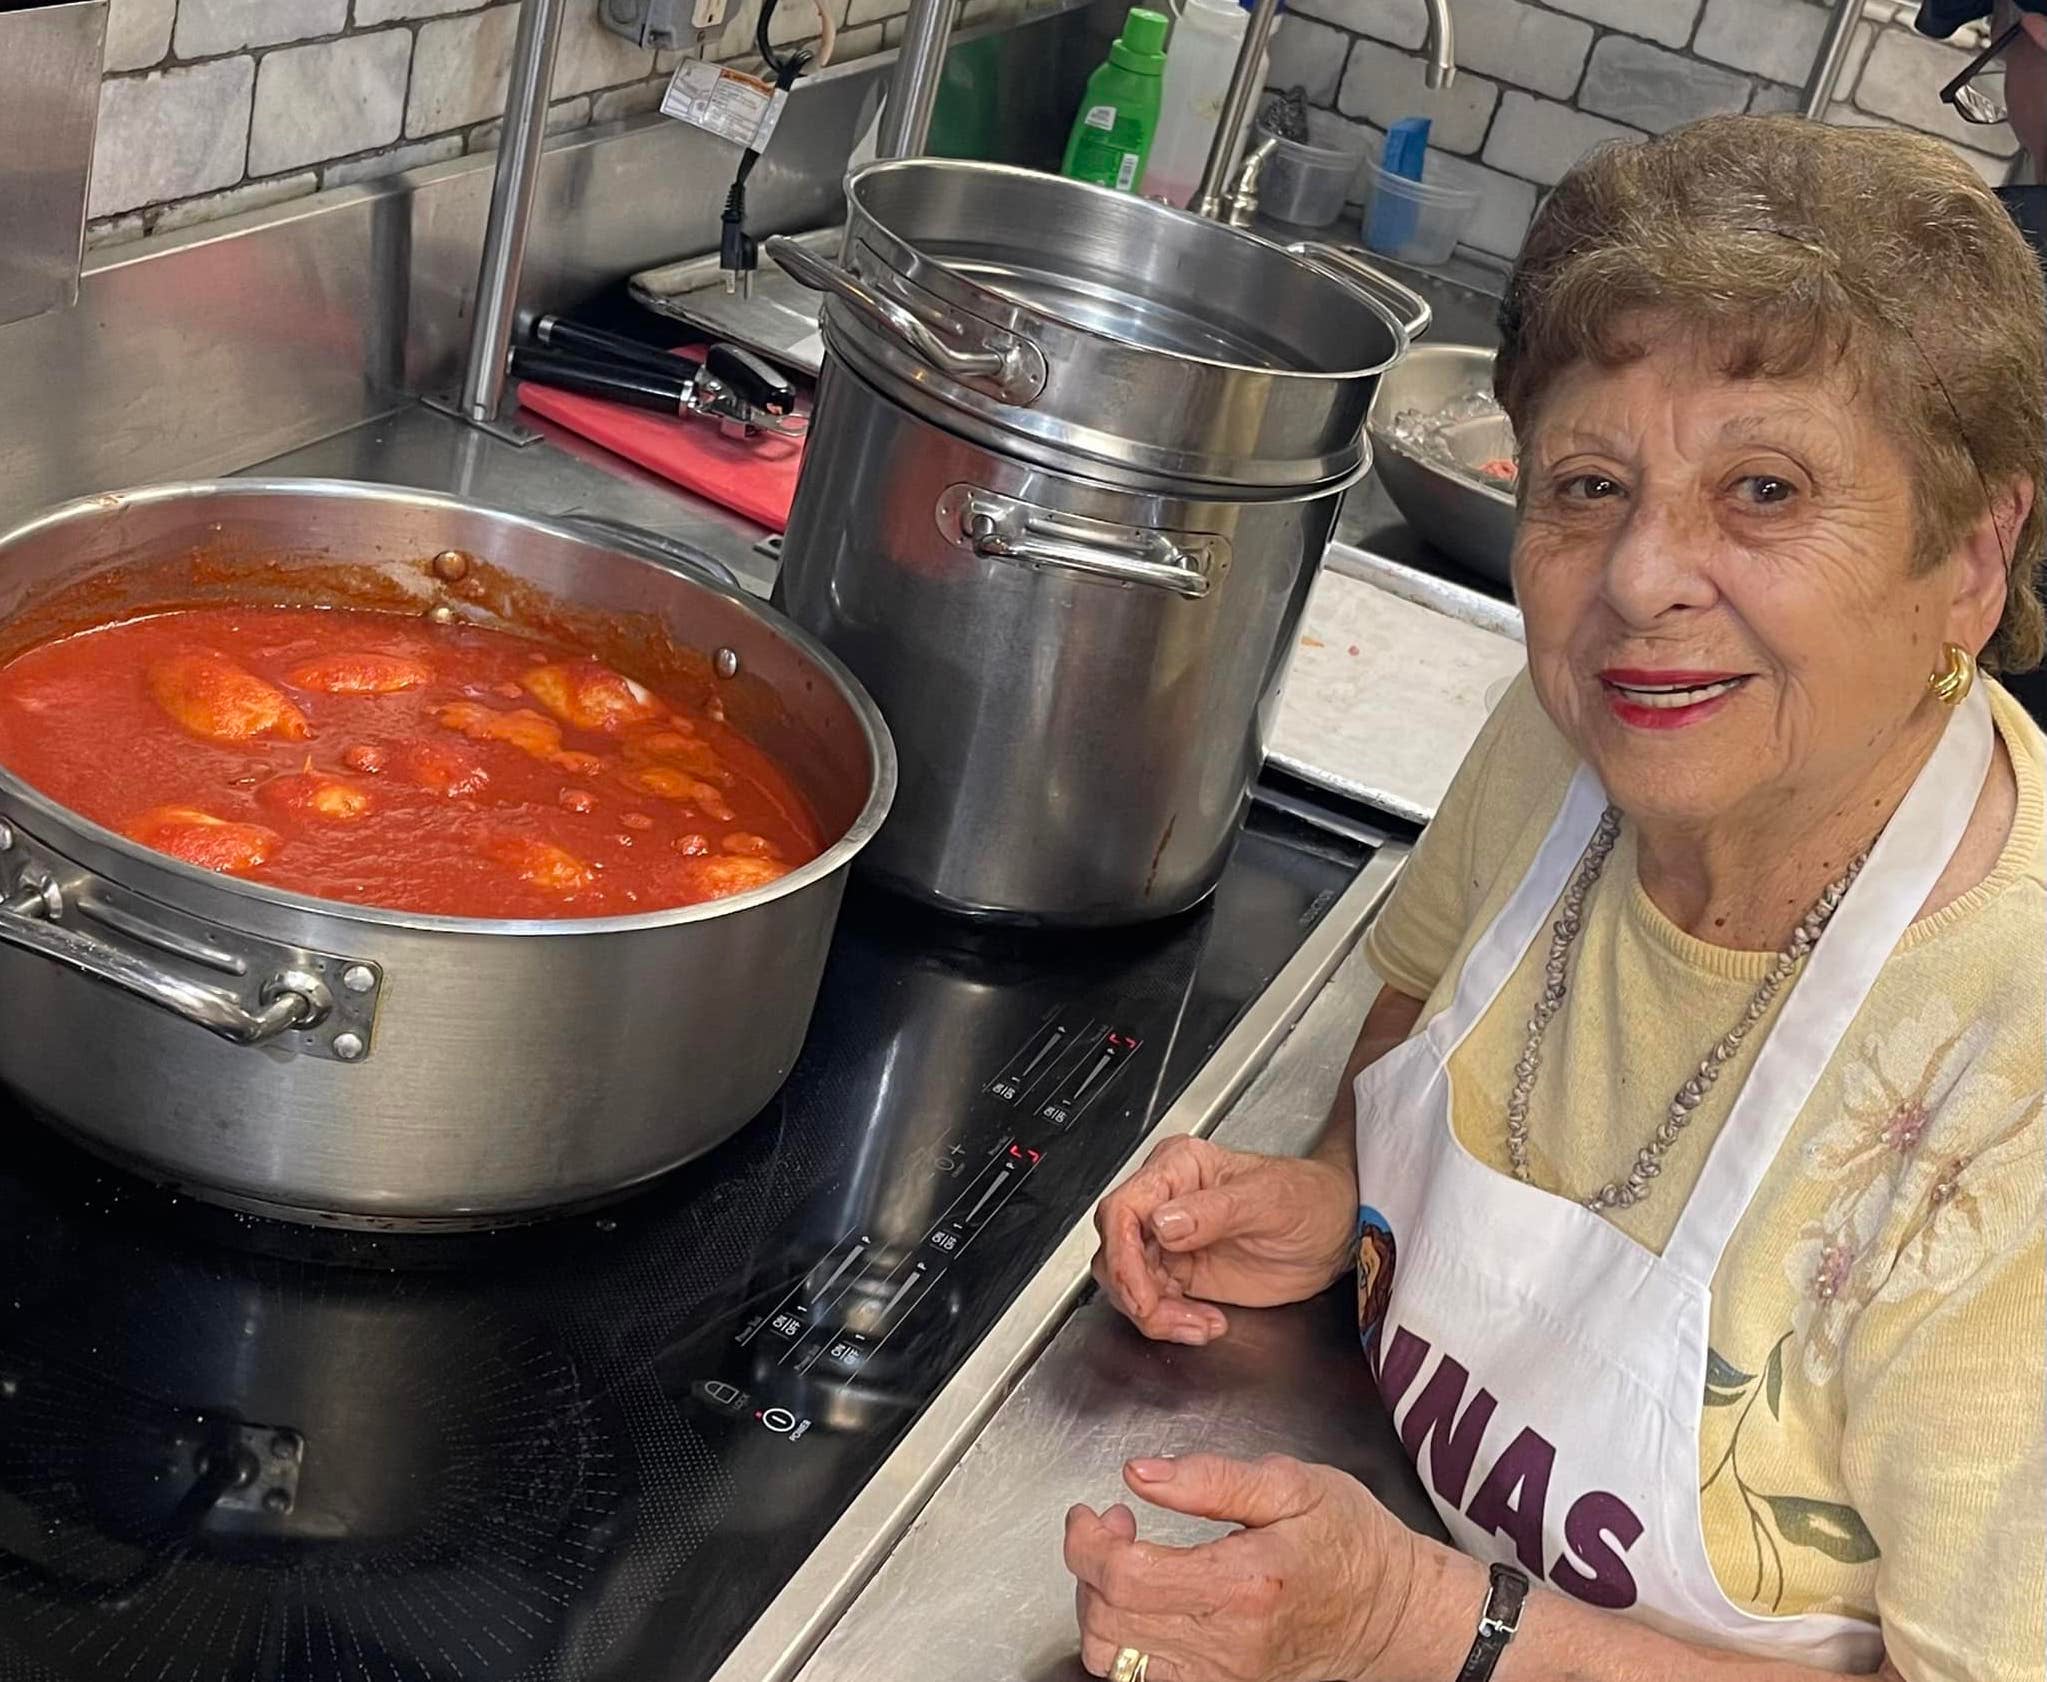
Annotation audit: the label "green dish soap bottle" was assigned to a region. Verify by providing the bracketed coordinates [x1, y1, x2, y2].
[1061, 8, 1169, 194]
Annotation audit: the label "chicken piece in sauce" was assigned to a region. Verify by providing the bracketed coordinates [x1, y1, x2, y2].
[480, 834, 597, 896]
[398, 739, 491, 799]
[520, 660, 664, 733]
[620, 763, 736, 821]
[666, 853, 788, 900]
[148, 652, 311, 744]
[258, 770, 374, 823]
[288, 652, 434, 695]
[122, 805, 281, 875]
[623, 728, 729, 784]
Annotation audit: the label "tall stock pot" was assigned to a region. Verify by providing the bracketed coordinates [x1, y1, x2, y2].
[0, 481, 895, 1228]
[768, 161, 1426, 925]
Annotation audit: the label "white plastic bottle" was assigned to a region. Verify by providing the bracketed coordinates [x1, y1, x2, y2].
[1141, 0, 1259, 210]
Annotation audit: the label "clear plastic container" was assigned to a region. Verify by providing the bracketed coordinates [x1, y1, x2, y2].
[1258, 131, 1366, 227]
[1141, 0, 1252, 208]
[1358, 160, 1481, 266]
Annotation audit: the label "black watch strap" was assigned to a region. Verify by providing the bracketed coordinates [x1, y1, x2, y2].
[1454, 1562, 1530, 1681]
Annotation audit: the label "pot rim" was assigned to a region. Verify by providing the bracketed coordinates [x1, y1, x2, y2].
[0, 477, 899, 938]
[845, 158, 1412, 383]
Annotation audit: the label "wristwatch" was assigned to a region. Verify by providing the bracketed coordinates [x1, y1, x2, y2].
[1454, 1562, 1530, 1681]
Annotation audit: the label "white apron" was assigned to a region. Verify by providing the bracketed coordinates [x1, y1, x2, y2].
[1351, 686, 1993, 1667]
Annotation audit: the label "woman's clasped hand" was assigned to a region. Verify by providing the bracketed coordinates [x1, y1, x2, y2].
[1065, 1454, 1416, 1682]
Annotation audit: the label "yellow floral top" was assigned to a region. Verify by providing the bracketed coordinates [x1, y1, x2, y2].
[1363, 673, 2045, 1682]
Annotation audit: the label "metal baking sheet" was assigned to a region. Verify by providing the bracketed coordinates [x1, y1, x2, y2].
[630, 224, 843, 377]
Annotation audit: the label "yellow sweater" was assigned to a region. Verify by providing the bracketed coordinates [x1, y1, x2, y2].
[1363, 673, 2045, 1682]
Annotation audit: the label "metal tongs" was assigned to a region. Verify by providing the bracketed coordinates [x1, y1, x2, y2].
[511, 316, 807, 440]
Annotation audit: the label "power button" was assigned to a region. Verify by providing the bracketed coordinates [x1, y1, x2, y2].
[759, 1406, 798, 1435]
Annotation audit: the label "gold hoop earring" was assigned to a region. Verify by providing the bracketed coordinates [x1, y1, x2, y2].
[1928, 642, 1976, 708]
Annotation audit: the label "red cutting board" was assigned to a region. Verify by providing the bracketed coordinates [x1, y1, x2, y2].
[516, 345, 808, 533]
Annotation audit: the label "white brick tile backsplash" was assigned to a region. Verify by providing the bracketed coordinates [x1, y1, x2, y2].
[1542, 0, 1700, 51]
[73, 0, 2026, 252]
[356, 0, 492, 21]
[103, 0, 175, 72]
[174, 0, 347, 59]
[591, 79, 671, 123]
[1853, 27, 2019, 155]
[1444, 0, 1595, 101]
[1337, 37, 1498, 154]
[408, 5, 517, 135]
[1694, 0, 1830, 84]
[250, 30, 410, 175]
[832, 22, 888, 62]
[1420, 150, 1541, 258]
[89, 57, 254, 218]
[154, 171, 318, 233]
[468, 94, 592, 150]
[556, 0, 659, 89]
[321, 134, 465, 188]
[1747, 80, 1803, 114]
[1289, 0, 1426, 53]
[1482, 89, 1642, 185]
[768, 0, 848, 50]
[1580, 34, 1749, 132]
[1267, 17, 1353, 109]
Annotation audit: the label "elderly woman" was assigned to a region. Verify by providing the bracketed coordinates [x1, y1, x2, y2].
[1068, 116, 2045, 1682]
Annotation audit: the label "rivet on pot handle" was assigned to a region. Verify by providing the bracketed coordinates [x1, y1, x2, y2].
[1284, 243, 1433, 343]
[0, 825, 380, 1060]
[935, 486, 1225, 600]
[766, 238, 1048, 405]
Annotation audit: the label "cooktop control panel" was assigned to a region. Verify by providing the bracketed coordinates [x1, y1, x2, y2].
[669, 1012, 1143, 1446]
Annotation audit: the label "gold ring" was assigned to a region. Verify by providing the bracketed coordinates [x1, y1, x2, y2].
[1110, 1649, 1151, 1682]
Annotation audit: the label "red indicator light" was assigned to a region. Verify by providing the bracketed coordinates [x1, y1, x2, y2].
[1008, 1144, 1023, 1159]
[1026, 1147, 1042, 1163]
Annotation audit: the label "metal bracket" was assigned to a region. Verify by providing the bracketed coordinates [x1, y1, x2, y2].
[0, 817, 384, 1063]
[421, 389, 544, 447]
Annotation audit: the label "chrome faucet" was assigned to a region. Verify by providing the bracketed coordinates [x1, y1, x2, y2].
[1196, 0, 1455, 223]
[1420, 0, 1456, 90]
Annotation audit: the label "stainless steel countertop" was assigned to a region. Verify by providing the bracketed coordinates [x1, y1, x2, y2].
[798, 939, 1444, 1682]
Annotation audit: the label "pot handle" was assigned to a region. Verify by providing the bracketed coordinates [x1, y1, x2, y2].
[765, 238, 1047, 404]
[0, 825, 381, 1060]
[936, 486, 1223, 600]
[1, 879, 332, 1045]
[1285, 243, 1433, 342]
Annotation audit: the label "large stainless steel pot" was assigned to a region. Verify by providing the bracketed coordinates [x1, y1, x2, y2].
[774, 360, 1347, 925]
[0, 481, 895, 1227]
[768, 160, 1430, 491]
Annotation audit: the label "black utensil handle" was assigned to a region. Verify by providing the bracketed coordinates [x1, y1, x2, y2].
[510, 346, 690, 416]
[704, 342, 796, 413]
[531, 315, 691, 381]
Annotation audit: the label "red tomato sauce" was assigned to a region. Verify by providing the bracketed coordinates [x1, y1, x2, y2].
[0, 607, 826, 918]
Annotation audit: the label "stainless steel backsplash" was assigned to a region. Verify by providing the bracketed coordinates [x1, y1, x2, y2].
[0, 5, 1090, 526]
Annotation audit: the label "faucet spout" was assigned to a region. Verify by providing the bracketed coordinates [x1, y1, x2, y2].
[1421, 0, 1456, 88]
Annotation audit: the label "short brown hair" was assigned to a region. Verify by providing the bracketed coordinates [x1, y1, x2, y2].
[1496, 115, 2047, 672]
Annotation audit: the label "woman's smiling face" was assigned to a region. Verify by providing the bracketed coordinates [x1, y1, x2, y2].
[1512, 333, 1985, 828]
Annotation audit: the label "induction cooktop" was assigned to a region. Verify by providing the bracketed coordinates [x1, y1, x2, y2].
[0, 795, 1381, 1682]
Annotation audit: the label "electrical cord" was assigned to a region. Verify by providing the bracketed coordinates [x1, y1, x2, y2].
[719, 0, 821, 290]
